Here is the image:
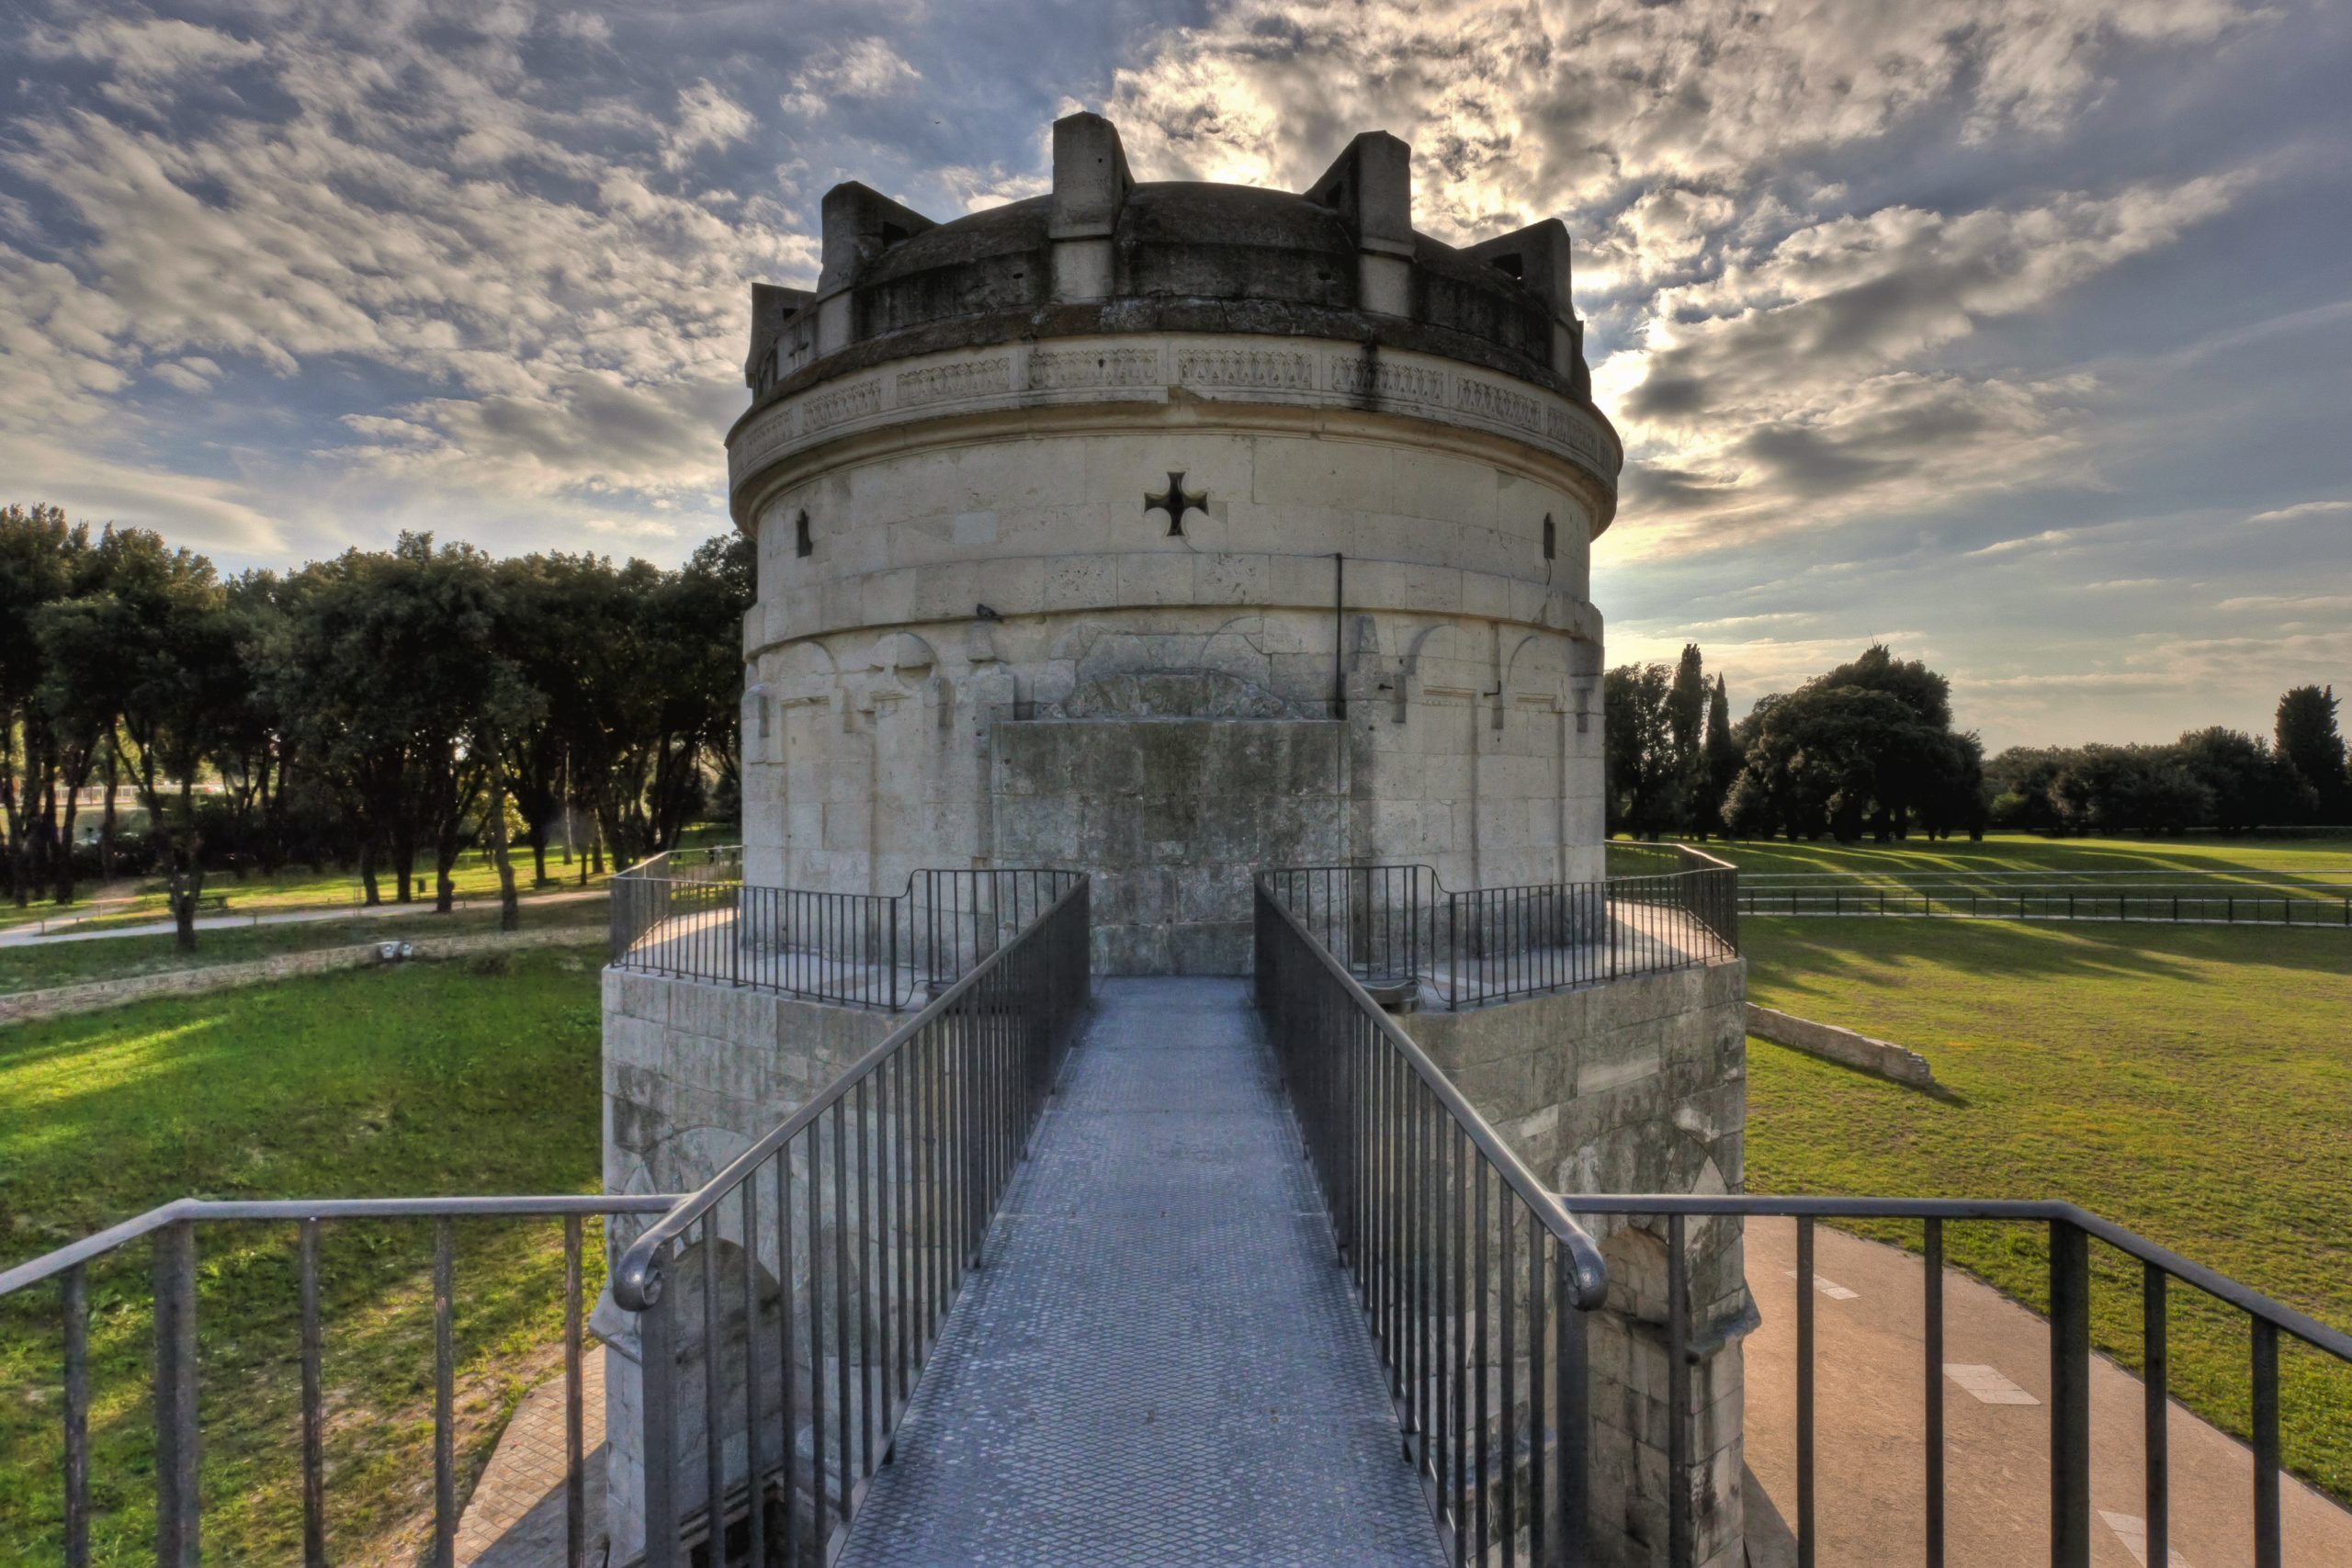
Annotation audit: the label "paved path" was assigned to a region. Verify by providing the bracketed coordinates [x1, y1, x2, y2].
[837, 977, 1444, 1568]
[0, 887, 604, 948]
[456, 1348, 607, 1567]
[1742, 1221, 2352, 1567]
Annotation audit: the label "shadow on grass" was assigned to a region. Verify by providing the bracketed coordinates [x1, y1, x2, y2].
[1741, 914, 2352, 998]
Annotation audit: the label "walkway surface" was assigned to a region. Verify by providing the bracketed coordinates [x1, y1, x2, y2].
[837, 976, 1444, 1568]
[0, 886, 604, 947]
[1742, 1221, 2352, 1568]
[456, 1348, 606, 1568]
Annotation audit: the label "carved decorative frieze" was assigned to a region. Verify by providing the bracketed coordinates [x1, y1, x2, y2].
[1029, 346, 1160, 389]
[803, 378, 882, 431]
[1328, 356, 1449, 405]
[1175, 347, 1317, 391]
[897, 358, 1011, 407]
[1453, 377, 1544, 434]
[735, 338, 1618, 495]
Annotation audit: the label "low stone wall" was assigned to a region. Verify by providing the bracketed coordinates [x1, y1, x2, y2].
[1746, 1002, 1934, 1087]
[0, 925, 606, 1028]
[597, 967, 904, 1563]
[1402, 958, 1749, 1568]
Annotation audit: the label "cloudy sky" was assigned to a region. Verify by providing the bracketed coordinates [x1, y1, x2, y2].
[4, 0, 2347, 748]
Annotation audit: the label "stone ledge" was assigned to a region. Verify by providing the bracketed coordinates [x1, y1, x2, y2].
[1746, 1003, 1935, 1088]
[0, 925, 606, 1028]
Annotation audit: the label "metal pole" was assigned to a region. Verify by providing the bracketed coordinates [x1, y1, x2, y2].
[153, 1219, 199, 1568]
[2049, 1221, 2091, 1567]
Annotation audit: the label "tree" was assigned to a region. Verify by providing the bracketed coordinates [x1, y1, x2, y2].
[2276, 685, 2348, 822]
[1723, 646, 1983, 841]
[1696, 674, 1739, 839]
[40, 528, 244, 951]
[1, 504, 89, 907]
[1603, 662, 1681, 837]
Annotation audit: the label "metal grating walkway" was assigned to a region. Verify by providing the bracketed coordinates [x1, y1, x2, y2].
[836, 977, 1445, 1567]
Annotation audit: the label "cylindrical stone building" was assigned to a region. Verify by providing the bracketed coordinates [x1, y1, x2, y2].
[730, 114, 1620, 973]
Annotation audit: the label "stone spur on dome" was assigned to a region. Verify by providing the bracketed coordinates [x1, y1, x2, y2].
[743, 111, 1595, 404]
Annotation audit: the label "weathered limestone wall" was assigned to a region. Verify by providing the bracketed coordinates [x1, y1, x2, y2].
[993, 716, 1346, 973]
[598, 969, 903, 1562]
[1402, 960, 1750, 1568]
[734, 362, 1611, 970]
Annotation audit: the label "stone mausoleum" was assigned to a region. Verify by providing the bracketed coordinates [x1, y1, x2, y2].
[731, 113, 1615, 975]
[605, 112, 1749, 1568]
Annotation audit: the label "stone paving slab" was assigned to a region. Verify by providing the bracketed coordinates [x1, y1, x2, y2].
[836, 976, 1444, 1568]
[456, 1346, 607, 1568]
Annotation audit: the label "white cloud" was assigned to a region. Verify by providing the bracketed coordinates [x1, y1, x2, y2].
[1968, 529, 2078, 557]
[664, 81, 754, 171]
[2247, 499, 2352, 524]
[583, 516, 682, 539]
[782, 38, 922, 118]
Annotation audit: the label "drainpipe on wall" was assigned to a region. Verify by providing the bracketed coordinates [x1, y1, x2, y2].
[1332, 552, 1347, 720]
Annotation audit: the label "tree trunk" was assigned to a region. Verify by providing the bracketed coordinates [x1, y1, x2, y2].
[52, 794, 80, 906]
[394, 818, 416, 903]
[171, 781, 201, 954]
[490, 752, 520, 933]
[433, 825, 458, 915]
[2, 761, 25, 909]
[99, 750, 118, 882]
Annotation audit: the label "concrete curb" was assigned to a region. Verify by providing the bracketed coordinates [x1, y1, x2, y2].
[1746, 1002, 1935, 1087]
[1, 926, 607, 1028]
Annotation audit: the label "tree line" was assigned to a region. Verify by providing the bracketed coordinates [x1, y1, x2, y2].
[1607, 642, 2349, 842]
[1, 503, 751, 948]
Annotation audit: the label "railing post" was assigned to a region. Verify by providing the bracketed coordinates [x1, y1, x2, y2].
[153, 1218, 199, 1568]
[2049, 1219, 2091, 1567]
[62, 1265, 90, 1568]
[1554, 1243, 1589, 1568]
[2253, 1319, 2282, 1568]
[641, 1248, 678, 1568]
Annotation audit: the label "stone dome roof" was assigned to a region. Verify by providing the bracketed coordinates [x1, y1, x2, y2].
[744, 116, 1600, 415]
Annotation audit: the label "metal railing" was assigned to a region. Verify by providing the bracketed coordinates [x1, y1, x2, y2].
[0, 1193, 681, 1568]
[610, 851, 1086, 1009]
[1565, 1195, 2352, 1568]
[1255, 877, 1612, 1566]
[1262, 850, 1738, 1010]
[1735, 871, 2352, 927]
[609, 873, 1091, 1568]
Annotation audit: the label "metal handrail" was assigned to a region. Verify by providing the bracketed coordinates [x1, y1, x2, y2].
[609, 875, 1088, 1313]
[1566, 1193, 2352, 1568]
[0, 1193, 683, 1568]
[613, 874, 1091, 1568]
[1263, 858, 1739, 1010]
[609, 858, 1086, 1009]
[1254, 876, 1608, 1567]
[1255, 877, 1608, 1303]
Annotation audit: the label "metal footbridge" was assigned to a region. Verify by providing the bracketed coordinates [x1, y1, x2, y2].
[836, 976, 1444, 1566]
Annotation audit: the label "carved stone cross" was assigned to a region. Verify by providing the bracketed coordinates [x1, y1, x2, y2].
[1143, 470, 1207, 536]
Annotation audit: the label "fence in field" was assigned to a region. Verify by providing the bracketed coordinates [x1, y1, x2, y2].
[1727, 868, 2352, 927]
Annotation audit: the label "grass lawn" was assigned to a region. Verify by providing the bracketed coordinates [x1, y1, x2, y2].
[1740, 914, 2352, 1500]
[1612, 830, 2352, 882]
[0, 895, 609, 996]
[0, 944, 608, 1563]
